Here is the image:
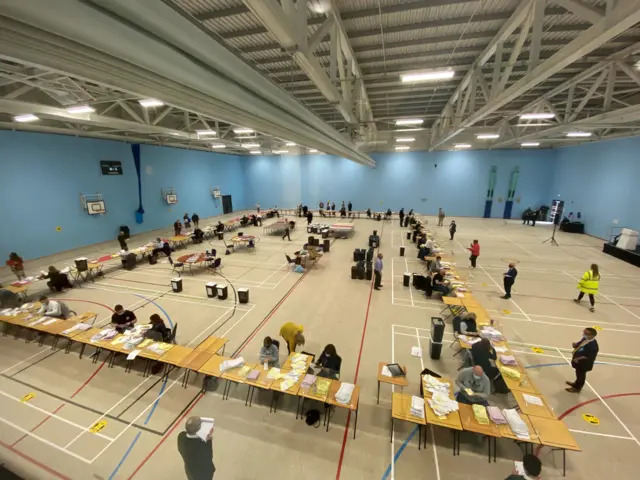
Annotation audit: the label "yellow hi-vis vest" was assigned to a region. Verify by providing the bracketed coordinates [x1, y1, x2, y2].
[577, 270, 599, 295]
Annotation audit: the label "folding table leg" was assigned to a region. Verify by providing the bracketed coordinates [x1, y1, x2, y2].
[245, 386, 252, 406]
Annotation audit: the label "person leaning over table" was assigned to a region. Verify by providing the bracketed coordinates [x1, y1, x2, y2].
[38, 296, 71, 319]
[216, 221, 224, 233]
[431, 268, 451, 296]
[279, 322, 305, 355]
[178, 416, 216, 480]
[429, 255, 443, 274]
[455, 365, 491, 406]
[565, 327, 599, 393]
[111, 304, 137, 333]
[505, 453, 542, 480]
[260, 336, 280, 368]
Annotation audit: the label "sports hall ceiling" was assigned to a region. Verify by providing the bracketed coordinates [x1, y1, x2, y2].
[1, 0, 640, 163]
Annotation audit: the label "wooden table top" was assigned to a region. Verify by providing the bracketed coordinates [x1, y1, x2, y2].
[326, 381, 360, 410]
[158, 345, 195, 366]
[179, 350, 214, 371]
[244, 365, 276, 390]
[282, 353, 313, 371]
[169, 235, 189, 241]
[498, 413, 541, 444]
[502, 371, 539, 394]
[71, 327, 104, 344]
[443, 297, 465, 306]
[270, 369, 303, 395]
[513, 391, 557, 419]
[392, 392, 426, 425]
[195, 337, 228, 355]
[377, 362, 409, 387]
[0, 312, 30, 325]
[3, 285, 29, 294]
[137, 342, 174, 360]
[27, 317, 72, 333]
[529, 416, 581, 451]
[298, 377, 333, 402]
[221, 363, 256, 383]
[458, 403, 502, 437]
[198, 355, 230, 377]
[424, 401, 463, 431]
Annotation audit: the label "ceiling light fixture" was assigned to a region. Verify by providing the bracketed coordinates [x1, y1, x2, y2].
[395, 146, 410, 151]
[401, 70, 455, 83]
[454, 143, 472, 149]
[234, 128, 254, 134]
[521, 142, 540, 147]
[476, 134, 500, 139]
[308, 149, 319, 153]
[196, 130, 217, 136]
[67, 105, 95, 114]
[566, 131, 592, 137]
[13, 114, 39, 122]
[396, 137, 415, 143]
[519, 113, 555, 120]
[272, 150, 289, 154]
[250, 150, 261, 154]
[394, 128, 424, 132]
[211, 144, 226, 149]
[139, 99, 164, 107]
[395, 118, 424, 126]
[242, 143, 260, 148]
[515, 123, 552, 127]
[284, 142, 296, 146]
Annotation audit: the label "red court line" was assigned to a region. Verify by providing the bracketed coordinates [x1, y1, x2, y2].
[63, 299, 114, 312]
[0, 439, 72, 480]
[10, 361, 107, 447]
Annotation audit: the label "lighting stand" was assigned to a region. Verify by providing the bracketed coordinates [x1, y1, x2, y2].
[542, 222, 560, 246]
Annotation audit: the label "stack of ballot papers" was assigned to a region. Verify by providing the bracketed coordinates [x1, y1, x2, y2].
[428, 391, 459, 417]
[423, 375, 451, 395]
[28, 317, 47, 326]
[197, 417, 214, 441]
[290, 354, 309, 373]
[410, 396, 425, 418]
[494, 345, 509, 353]
[301, 374, 316, 388]
[487, 406, 507, 424]
[61, 323, 91, 335]
[237, 365, 252, 377]
[220, 357, 245, 372]
[499, 354, 518, 366]
[522, 394, 544, 406]
[146, 342, 173, 355]
[501, 366, 521, 380]
[480, 326, 504, 342]
[472, 404, 490, 425]
[503, 409, 530, 439]
[335, 383, 355, 405]
[246, 369, 260, 381]
[315, 378, 331, 396]
[458, 335, 482, 345]
[91, 328, 117, 343]
[267, 367, 280, 379]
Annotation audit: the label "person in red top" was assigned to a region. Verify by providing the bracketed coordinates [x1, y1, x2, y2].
[6, 252, 25, 280]
[467, 240, 480, 268]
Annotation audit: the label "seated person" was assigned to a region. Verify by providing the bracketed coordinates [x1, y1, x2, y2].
[455, 366, 491, 406]
[41, 266, 72, 292]
[111, 304, 137, 333]
[454, 312, 478, 335]
[429, 255, 443, 274]
[340, 206, 346, 218]
[259, 336, 280, 368]
[38, 295, 71, 319]
[144, 313, 172, 342]
[0, 288, 22, 308]
[315, 344, 342, 379]
[432, 269, 451, 296]
[240, 215, 249, 226]
[256, 214, 263, 226]
[279, 322, 305, 354]
[366, 208, 372, 218]
[505, 454, 542, 480]
[425, 238, 434, 254]
[191, 228, 204, 243]
[216, 221, 225, 232]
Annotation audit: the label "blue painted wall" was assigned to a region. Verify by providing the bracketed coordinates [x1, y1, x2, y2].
[552, 137, 640, 240]
[0, 131, 246, 260]
[244, 149, 555, 218]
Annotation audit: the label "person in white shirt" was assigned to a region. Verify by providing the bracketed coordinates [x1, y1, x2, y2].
[38, 296, 65, 318]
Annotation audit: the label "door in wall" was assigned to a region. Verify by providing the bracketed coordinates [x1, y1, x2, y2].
[222, 195, 233, 214]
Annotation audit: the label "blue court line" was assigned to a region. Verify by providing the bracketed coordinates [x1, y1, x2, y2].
[108, 293, 173, 479]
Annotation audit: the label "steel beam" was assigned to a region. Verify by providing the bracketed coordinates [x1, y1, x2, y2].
[617, 61, 640, 88]
[603, 63, 616, 111]
[496, 5, 533, 94]
[553, 0, 605, 24]
[529, 0, 545, 71]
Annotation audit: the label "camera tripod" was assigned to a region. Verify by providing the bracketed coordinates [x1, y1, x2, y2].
[542, 222, 559, 246]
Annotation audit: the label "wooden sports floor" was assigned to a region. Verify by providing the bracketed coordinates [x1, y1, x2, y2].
[1, 213, 639, 480]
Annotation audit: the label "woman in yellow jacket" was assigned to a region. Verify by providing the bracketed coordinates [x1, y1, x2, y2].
[574, 264, 600, 312]
[279, 322, 305, 354]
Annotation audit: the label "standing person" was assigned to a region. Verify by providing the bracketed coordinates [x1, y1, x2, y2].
[173, 220, 182, 236]
[340, 204, 346, 218]
[279, 322, 305, 354]
[319, 201, 324, 216]
[565, 327, 599, 393]
[256, 202, 260, 213]
[331, 201, 336, 213]
[183, 213, 191, 231]
[573, 264, 600, 312]
[341, 200, 345, 210]
[347, 201, 352, 214]
[467, 239, 480, 268]
[502, 262, 518, 299]
[398, 208, 405, 227]
[6, 252, 25, 280]
[438, 208, 445, 227]
[282, 226, 291, 241]
[449, 220, 457, 240]
[117, 231, 128, 251]
[306, 209, 313, 225]
[192, 213, 200, 229]
[177, 417, 216, 480]
[374, 253, 383, 290]
[505, 454, 542, 480]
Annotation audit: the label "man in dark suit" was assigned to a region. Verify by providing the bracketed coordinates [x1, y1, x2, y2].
[501, 263, 518, 299]
[566, 327, 599, 393]
[177, 417, 215, 479]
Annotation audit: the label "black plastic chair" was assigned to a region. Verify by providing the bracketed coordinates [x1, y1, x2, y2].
[210, 258, 222, 273]
[170, 323, 178, 343]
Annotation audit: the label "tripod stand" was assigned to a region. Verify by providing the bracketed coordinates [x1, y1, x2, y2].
[542, 222, 560, 246]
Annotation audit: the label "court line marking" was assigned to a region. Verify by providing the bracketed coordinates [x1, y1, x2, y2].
[568, 429, 634, 440]
[118, 268, 277, 289]
[478, 265, 532, 321]
[390, 325, 395, 480]
[257, 262, 287, 287]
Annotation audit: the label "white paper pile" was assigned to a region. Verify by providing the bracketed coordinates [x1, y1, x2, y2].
[335, 383, 355, 405]
[423, 375, 451, 395]
[410, 396, 425, 418]
[197, 417, 214, 441]
[458, 335, 481, 345]
[28, 317, 47, 326]
[503, 408, 530, 439]
[267, 367, 280, 379]
[290, 353, 309, 374]
[523, 394, 544, 406]
[411, 346, 422, 358]
[61, 323, 91, 335]
[381, 365, 393, 377]
[428, 392, 459, 417]
[481, 327, 504, 342]
[220, 357, 245, 372]
[499, 354, 518, 366]
[494, 345, 508, 353]
[91, 328, 117, 343]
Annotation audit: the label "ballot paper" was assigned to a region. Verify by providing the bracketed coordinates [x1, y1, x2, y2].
[61, 323, 91, 335]
[522, 394, 544, 406]
[381, 365, 393, 377]
[472, 404, 490, 425]
[411, 346, 422, 358]
[28, 317, 47, 326]
[197, 417, 214, 442]
[514, 461, 526, 475]
[42, 318, 58, 326]
[494, 345, 508, 353]
[220, 357, 245, 373]
[127, 350, 141, 360]
[267, 367, 280, 379]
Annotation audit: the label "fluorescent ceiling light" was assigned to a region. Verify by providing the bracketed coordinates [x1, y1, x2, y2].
[242, 143, 260, 148]
[196, 130, 217, 136]
[250, 150, 261, 154]
[272, 150, 289, 154]
[635, 60, 640, 71]
[401, 70, 455, 83]
[519, 113, 555, 120]
[566, 131, 592, 137]
[515, 123, 552, 127]
[395, 146, 410, 151]
[308, 149, 318, 153]
[211, 144, 226, 149]
[395, 118, 424, 126]
[396, 137, 415, 143]
[521, 142, 540, 147]
[14, 114, 39, 122]
[454, 143, 471, 149]
[394, 128, 424, 132]
[138, 99, 163, 107]
[234, 128, 254, 134]
[476, 134, 500, 139]
[67, 105, 95, 114]
[284, 142, 296, 146]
